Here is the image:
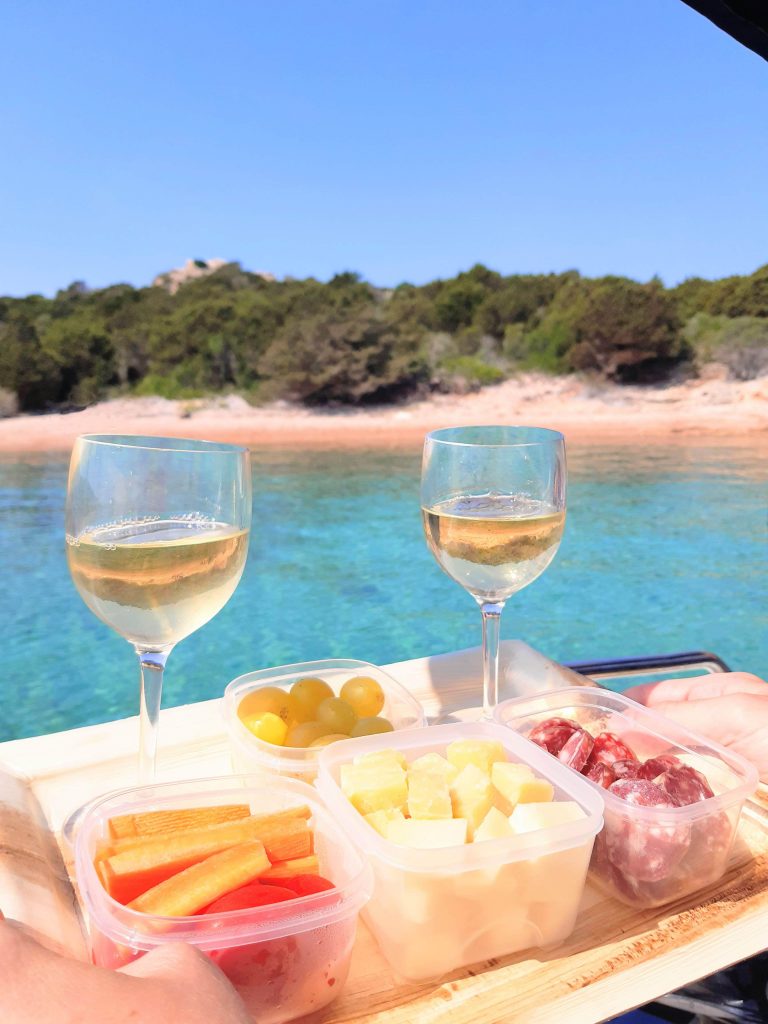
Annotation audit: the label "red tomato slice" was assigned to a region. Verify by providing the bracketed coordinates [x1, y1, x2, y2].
[262, 874, 335, 897]
[200, 882, 296, 914]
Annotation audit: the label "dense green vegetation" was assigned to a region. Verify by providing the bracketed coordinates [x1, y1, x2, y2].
[1, 262, 766, 412]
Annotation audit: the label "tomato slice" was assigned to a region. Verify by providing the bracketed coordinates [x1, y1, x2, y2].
[262, 874, 335, 897]
[200, 882, 296, 914]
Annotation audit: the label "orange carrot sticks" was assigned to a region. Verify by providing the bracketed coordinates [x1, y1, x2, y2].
[261, 854, 320, 879]
[127, 841, 270, 917]
[107, 803, 251, 840]
[98, 815, 311, 904]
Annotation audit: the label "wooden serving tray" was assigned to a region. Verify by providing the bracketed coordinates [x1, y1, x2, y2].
[1, 641, 767, 1024]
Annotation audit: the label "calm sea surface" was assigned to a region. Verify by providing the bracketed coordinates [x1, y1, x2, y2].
[0, 444, 765, 743]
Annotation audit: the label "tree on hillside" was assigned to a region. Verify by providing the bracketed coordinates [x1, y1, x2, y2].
[258, 307, 428, 404]
[0, 298, 61, 409]
[476, 273, 573, 340]
[568, 277, 684, 382]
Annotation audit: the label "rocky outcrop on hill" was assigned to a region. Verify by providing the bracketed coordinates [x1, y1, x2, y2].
[153, 259, 276, 294]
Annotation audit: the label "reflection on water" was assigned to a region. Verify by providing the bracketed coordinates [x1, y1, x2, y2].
[0, 443, 765, 741]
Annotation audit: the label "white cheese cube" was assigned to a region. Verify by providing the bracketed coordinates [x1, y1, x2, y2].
[510, 800, 586, 835]
[473, 805, 514, 843]
[387, 817, 468, 849]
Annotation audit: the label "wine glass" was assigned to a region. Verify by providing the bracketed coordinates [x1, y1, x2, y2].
[65, 435, 252, 788]
[421, 425, 566, 720]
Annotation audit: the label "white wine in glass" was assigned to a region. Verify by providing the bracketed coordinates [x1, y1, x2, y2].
[421, 426, 566, 719]
[65, 435, 252, 795]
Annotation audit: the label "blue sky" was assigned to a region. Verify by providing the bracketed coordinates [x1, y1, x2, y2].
[1, 0, 766, 297]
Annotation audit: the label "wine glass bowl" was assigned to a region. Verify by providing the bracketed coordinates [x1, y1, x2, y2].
[65, 435, 252, 785]
[421, 425, 566, 719]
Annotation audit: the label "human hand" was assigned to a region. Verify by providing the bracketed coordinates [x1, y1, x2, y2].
[0, 913, 251, 1024]
[624, 672, 768, 783]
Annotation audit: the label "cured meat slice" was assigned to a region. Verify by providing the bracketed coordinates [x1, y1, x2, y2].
[586, 732, 637, 768]
[584, 760, 616, 789]
[527, 717, 581, 756]
[609, 759, 643, 781]
[655, 765, 714, 807]
[557, 729, 594, 772]
[605, 779, 690, 882]
[638, 754, 681, 781]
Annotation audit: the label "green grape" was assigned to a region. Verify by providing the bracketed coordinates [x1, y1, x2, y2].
[238, 686, 293, 725]
[308, 733, 349, 748]
[289, 676, 335, 723]
[284, 721, 330, 748]
[316, 697, 358, 735]
[339, 675, 385, 718]
[241, 711, 288, 746]
[349, 716, 394, 737]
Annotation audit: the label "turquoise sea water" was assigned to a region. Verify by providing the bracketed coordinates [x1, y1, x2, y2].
[0, 443, 765, 743]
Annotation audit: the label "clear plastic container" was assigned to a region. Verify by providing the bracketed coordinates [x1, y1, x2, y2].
[75, 775, 373, 1024]
[494, 687, 760, 908]
[315, 721, 603, 981]
[223, 658, 426, 783]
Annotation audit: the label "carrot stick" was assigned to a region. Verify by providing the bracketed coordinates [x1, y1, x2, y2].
[98, 815, 313, 904]
[100, 805, 311, 859]
[261, 854, 320, 879]
[128, 841, 270, 917]
[107, 803, 251, 840]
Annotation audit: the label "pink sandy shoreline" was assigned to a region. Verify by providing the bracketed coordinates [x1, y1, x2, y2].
[0, 373, 766, 454]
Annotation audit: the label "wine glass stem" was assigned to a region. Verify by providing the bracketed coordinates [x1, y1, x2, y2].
[480, 602, 504, 720]
[136, 648, 170, 784]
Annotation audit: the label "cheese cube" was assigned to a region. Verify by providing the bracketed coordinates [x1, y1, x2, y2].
[340, 763, 407, 815]
[407, 768, 453, 820]
[364, 808, 406, 837]
[353, 748, 407, 770]
[409, 752, 459, 785]
[492, 762, 554, 811]
[446, 739, 506, 776]
[387, 817, 468, 849]
[510, 801, 586, 835]
[449, 763, 495, 840]
[474, 806, 514, 843]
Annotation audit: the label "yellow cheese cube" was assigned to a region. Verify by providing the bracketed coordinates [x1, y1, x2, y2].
[387, 817, 468, 849]
[446, 739, 506, 776]
[364, 808, 406, 837]
[409, 752, 459, 785]
[473, 806, 514, 843]
[491, 762, 554, 812]
[340, 763, 407, 815]
[407, 769, 453, 820]
[510, 801, 586, 835]
[449, 763, 495, 840]
[353, 748, 407, 770]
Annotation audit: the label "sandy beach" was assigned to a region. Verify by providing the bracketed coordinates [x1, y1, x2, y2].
[0, 372, 766, 453]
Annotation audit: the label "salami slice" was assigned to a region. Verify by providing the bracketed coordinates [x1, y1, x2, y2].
[584, 760, 616, 789]
[527, 717, 581, 756]
[605, 779, 690, 882]
[609, 759, 643, 781]
[587, 731, 637, 768]
[638, 754, 681, 781]
[557, 729, 594, 772]
[655, 765, 714, 807]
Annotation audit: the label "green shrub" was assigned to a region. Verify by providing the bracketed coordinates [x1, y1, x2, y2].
[684, 313, 768, 379]
[439, 356, 505, 386]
